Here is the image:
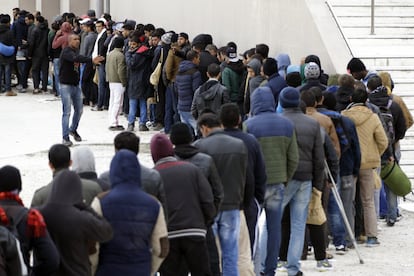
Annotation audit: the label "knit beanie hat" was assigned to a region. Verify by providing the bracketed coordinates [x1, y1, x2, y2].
[279, 87, 300, 108]
[0, 165, 22, 192]
[150, 134, 174, 163]
[170, 123, 193, 145]
[71, 146, 96, 174]
[304, 62, 320, 80]
[161, 32, 173, 45]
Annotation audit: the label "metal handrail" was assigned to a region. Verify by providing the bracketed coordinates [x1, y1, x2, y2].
[325, 0, 354, 57]
[371, 0, 375, 35]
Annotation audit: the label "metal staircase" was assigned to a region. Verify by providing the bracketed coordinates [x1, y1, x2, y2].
[327, 0, 414, 180]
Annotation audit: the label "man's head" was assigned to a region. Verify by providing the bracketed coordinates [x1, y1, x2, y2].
[226, 47, 238, 63]
[338, 74, 355, 89]
[300, 89, 317, 108]
[255, 43, 269, 59]
[122, 23, 134, 38]
[87, 9, 96, 18]
[178, 32, 189, 47]
[95, 19, 106, 33]
[150, 134, 174, 163]
[143, 23, 155, 38]
[220, 103, 241, 129]
[304, 62, 320, 80]
[112, 36, 125, 49]
[48, 144, 71, 171]
[347, 58, 367, 81]
[366, 75, 383, 92]
[170, 123, 194, 146]
[24, 13, 34, 25]
[279, 87, 300, 108]
[197, 113, 221, 137]
[0, 165, 22, 193]
[114, 131, 140, 155]
[262, 58, 278, 77]
[187, 50, 200, 65]
[351, 88, 368, 104]
[207, 63, 220, 79]
[0, 14, 11, 25]
[68, 34, 81, 49]
[308, 86, 323, 104]
[217, 46, 228, 63]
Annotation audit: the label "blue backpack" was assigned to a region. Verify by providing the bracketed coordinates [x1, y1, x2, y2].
[319, 109, 351, 154]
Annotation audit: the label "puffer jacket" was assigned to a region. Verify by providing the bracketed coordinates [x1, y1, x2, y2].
[176, 60, 201, 112]
[191, 79, 230, 119]
[244, 87, 298, 185]
[282, 108, 325, 190]
[342, 104, 388, 169]
[97, 150, 160, 276]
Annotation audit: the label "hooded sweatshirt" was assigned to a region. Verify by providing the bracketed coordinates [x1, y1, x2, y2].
[244, 87, 298, 185]
[52, 22, 72, 50]
[276, 53, 291, 78]
[247, 58, 265, 94]
[342, 104, 388, 169]
[0, 24, 16, 64]
[40, 170, 113, 276]
[191, 79, 230, 119]
[96, 150, 162, 276]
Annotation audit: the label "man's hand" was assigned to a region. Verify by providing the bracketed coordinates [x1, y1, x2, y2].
[92, 55, 105, 64]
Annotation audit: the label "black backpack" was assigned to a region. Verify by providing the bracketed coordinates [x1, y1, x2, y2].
[0, 207, 28, 276]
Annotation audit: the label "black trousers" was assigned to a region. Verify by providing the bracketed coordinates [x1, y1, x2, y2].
[155, 82, 166, 125]
[159, 236, 212, 276]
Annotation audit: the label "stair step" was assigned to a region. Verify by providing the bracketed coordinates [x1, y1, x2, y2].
[343, 27, 414, 36]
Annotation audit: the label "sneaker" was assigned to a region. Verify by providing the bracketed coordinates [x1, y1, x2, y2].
[62, 138, 73, 147]
[5, 91, 17, 96]
[316, 259, 333, 272]
[139, 124, 149, 131]
[276, 260, 287, 272]
[366, 237, 380, 247]
[127, 124, 134, 131]
[326, 252, 334, 259]
[295, 271, 303, 276]
[356, 235, 367, 244]
[91, 106, 103, 111]
[151, 123, 164, 131]
[33, 88, 41, 94]
[335, 245, 347, 255]
[16, 84, 22, 91]
[109, 125, 125, 131]
[386, 219, 396, 227]
[69, 130, 82, 142]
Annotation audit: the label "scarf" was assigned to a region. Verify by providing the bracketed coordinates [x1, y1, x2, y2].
[0, 192, 46, 238]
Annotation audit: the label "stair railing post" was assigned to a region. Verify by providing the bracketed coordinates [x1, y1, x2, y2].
[371, 0, 375, 35]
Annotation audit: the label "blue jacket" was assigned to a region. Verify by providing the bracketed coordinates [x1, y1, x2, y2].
[317, 107, 361, 177]
[176, 60, 201, 112]
[244, 87, 299, 185]
[97, 150, 160, 276]
[266, 73, 287, 105]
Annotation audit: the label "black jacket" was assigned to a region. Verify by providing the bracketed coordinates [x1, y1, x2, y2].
[0, 24, 16, 64]
[28, 22, 49, 59]
[40, 170, 113, 276]
[59, 46, 90, 85]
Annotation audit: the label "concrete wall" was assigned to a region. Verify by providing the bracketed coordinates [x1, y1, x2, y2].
[109, 0, 352, 74]
[1, 0, 351, 73]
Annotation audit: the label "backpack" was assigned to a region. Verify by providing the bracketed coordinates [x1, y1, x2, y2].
[319, 109, 351, 154]
[378, 99, 395, 147]
[0, 208, 28, 276]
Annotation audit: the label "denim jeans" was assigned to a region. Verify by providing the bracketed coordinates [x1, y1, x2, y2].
[97, 64, 107, 108]
[213, 209, 240, 276]
[164, 84, 179, 134]
[179, 110, 197, 135]
[17, 60, 26, 88]
[60, 84, 83, 140]
[339, 175, 356, 244]
[128, 98, 147, 126]
[0, 63, 11, 91]
[282, 179, 312, 276]
[262, 183, 284, 276]
[53, 58, 61, 96]
[383, 182, 398, 221]
[327, 186, 347, 247]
